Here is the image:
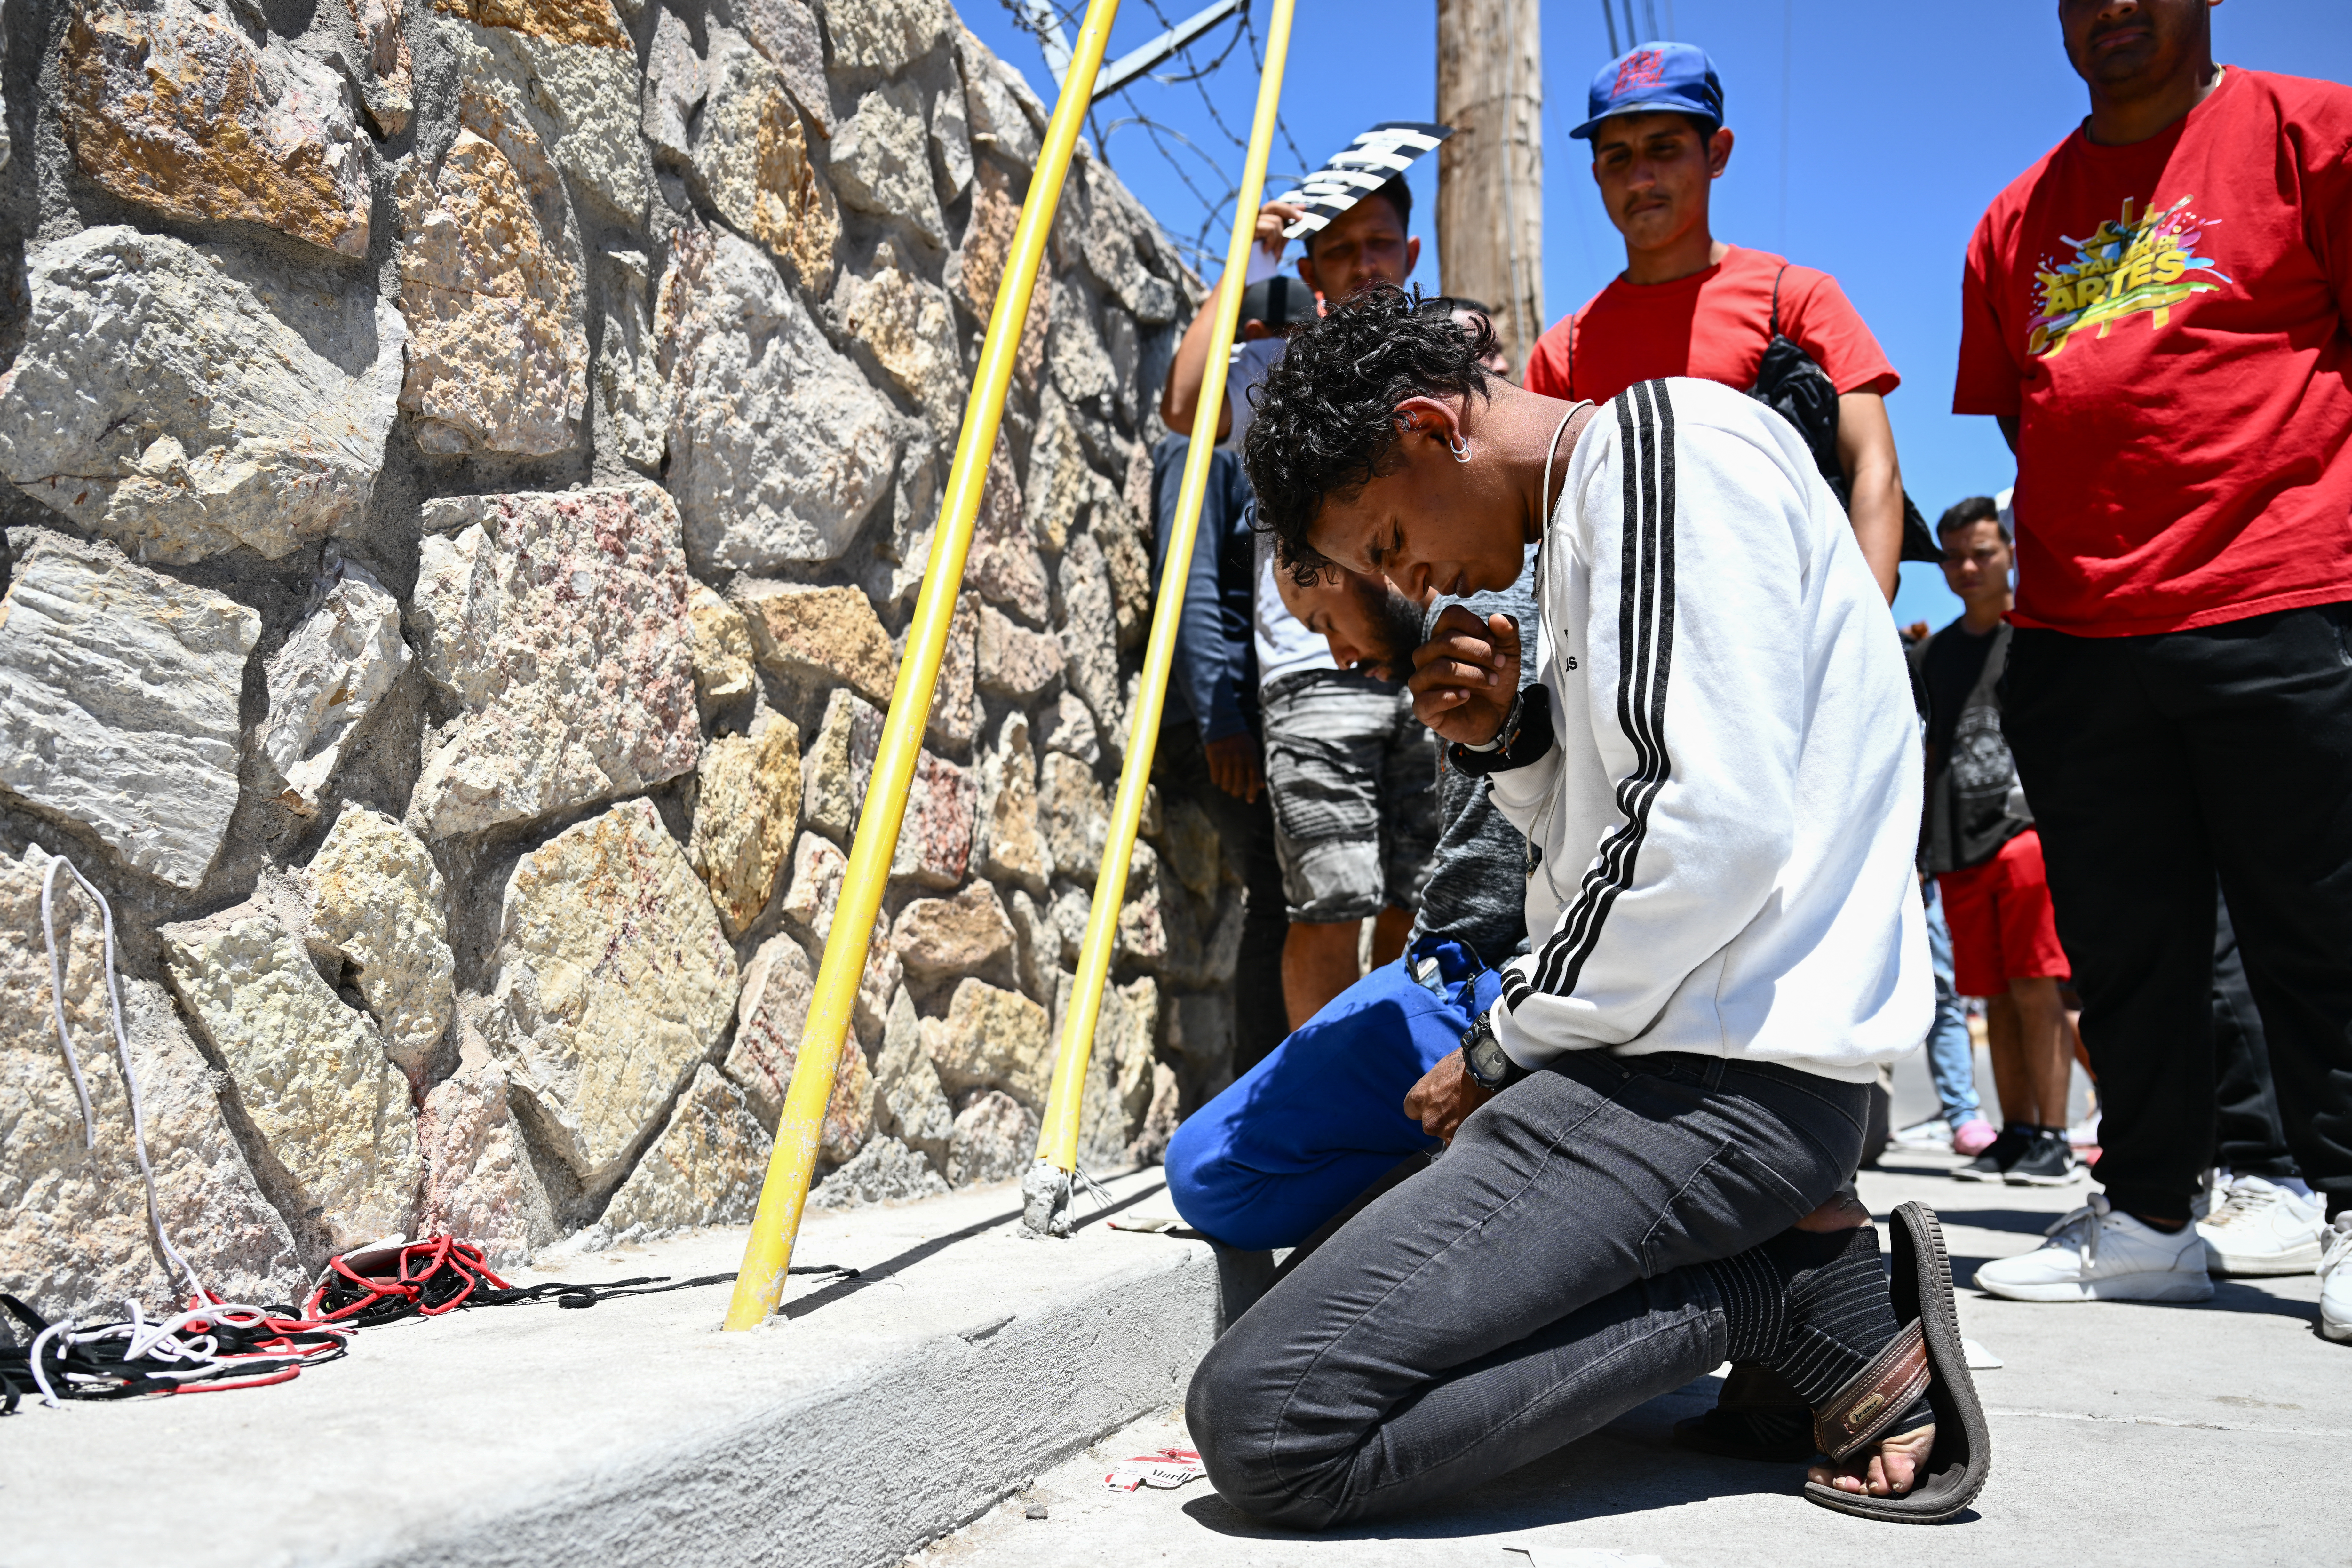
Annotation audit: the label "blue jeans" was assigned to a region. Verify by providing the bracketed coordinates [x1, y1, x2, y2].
[1166, 938, 1500, 1250]
[1923, 880, 1981, 1128]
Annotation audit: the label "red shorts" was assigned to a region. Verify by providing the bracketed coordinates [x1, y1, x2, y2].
[1937, 829, 2071, 998]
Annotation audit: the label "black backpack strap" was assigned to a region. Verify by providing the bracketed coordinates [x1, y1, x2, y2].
[1769, 263, 1788, 339]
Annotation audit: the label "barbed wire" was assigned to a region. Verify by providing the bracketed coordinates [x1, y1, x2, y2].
[994, 0, 1313, 277]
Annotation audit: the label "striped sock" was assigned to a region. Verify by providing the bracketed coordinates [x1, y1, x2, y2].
[1703, 1226, 1930, 1418]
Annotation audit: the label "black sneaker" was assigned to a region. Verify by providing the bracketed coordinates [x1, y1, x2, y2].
[1952, 1125, 2029, 1182]
[2005, 1128, 2084, 1187]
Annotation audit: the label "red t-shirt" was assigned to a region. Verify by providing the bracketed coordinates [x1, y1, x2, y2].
[1954, 67, 2352, 636]
[1523, 245, 1900, 404]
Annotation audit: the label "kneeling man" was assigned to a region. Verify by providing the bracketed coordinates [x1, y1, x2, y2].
[1187, 288, 1987, 1525]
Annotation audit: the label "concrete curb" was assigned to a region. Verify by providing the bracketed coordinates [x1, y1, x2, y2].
[2, 1173, 1255, 1568]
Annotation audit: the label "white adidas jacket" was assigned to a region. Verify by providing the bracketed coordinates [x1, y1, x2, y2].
[1488, 378, 1930, 1085]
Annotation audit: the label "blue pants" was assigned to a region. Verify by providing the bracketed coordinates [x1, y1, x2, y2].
[1167, 938, 1502, 1250]
[1923, 880, 1982, 1128]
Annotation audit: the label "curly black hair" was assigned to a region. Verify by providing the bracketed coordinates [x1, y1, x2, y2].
[1240, 284, 1497, 585]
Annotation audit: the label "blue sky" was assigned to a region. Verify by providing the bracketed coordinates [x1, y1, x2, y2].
[962, 0, 2352, 631]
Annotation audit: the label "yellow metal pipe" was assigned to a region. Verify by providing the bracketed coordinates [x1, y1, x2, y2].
[1031, 0, 1297, 1184]
[724, 0, 1125, 1331]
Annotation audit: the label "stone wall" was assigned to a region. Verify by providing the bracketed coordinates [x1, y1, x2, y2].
[0, 0, 1240, 1321]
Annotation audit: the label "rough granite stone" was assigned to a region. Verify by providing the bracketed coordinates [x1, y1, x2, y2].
[1006, 887, 1052, 1002]
[741, 585, 896, 707]
[437, 6, 651, 229]
[62, 0, 375, 258]
[926, 594, 979, 752]
[686, 584, 757, 704]
[1158, 794, 1222, 897]
[967, 438, 1050, 627]
[409, 485, 698, 839]
[1064, 972, 1158, 1170]
[892, 880, 1014, 981]
[163, 914, 422, 1252]
[1128, 1061, 1179, 1168]
[596, 1063, 772, 1239]
[978, 712, 1050, 896]
[3, 850, 303, 1322]
[946, 159, 1020, 322]
[1023, 395, 1090, 557]
[832, 242, 963, 439]
[477, 798, 740, 1186]
[688, 714, 801, 936]
[346, 0, 414, 135]
[869, 985, 953, 1161]
[641, 4, 702, 160]
[415, 1050, 555, 1269]
[798, 687, 974, 889]
[1037, 750, 1108, 885]
[778, 831, 845, 939]
[0, 536, 258, 890]
[434, 0, 629, 47]
[976, 602, 1063, 701]
[0, 227, 403, 564]
[722, 934, 872, 1158]
[831, 83, 944, 248]
[692, 29, 839, 294]
[808, 1134, 949, 1208]
[595, 247, 669, 475]
[261, 558, 411, 816]
[822, 0, 950, 76]
[923, 977, 1052, 1109]
[1047, 283, 1117, 418]
[303, 808, 454, 1078]
[1100, 505, 1152, 650]
[725, 0, 828, 131]
[1054, 530, 1122, 745]
[957, 34, 1042, 165]
[1037, 689, 1100, 767]
[930, 70, 971, 201]
[658, 227, 898, 572]
[395, 89, 587, 458]
[944, 1088, 1035, 1188]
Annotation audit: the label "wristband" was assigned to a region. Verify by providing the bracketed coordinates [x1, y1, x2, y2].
[1446, 686, 1553, 778]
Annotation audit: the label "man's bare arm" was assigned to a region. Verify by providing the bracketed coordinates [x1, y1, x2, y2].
[1160, 202, 1303, 438]
[1836, 390, 1903, 604]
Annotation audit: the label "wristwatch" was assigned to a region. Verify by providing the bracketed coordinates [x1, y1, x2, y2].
[1459, 1009, 1528, 1093]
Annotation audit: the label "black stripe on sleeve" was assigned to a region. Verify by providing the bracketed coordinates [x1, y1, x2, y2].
[1523, 379, 1679, 1001]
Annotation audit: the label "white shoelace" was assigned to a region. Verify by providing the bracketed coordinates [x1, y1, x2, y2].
[2042, 1194, 2113, 1261]
[2203, 1180, 2282, 1231]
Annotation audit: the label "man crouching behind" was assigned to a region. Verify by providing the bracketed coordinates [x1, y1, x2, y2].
[1187, 287, 1991, 1527]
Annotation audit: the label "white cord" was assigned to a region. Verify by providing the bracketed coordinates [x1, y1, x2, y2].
[23, 1298, 350, 1407]
[38, 850, 206, 1305]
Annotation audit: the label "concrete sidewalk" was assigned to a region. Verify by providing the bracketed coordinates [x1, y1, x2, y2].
[0, 1167, 1250, 1568]
[916, 1156, 2351, 1568]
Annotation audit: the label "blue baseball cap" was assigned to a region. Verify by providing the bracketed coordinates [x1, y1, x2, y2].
[1569, 42, 1724, 141]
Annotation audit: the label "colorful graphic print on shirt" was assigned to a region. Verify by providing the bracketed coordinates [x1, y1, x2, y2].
[2027, 195, 2231, 359]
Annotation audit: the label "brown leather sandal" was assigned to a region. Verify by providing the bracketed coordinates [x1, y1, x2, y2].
[1802, 1201, 1992, 1523]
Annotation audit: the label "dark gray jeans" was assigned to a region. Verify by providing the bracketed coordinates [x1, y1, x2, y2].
[1187, 1049, 1870, 1528]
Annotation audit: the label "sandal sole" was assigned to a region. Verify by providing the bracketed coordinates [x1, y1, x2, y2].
[1802, 1202, 1992, 1524]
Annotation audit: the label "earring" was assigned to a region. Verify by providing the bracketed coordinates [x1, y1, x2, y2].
[1448, 433, 1471, 464]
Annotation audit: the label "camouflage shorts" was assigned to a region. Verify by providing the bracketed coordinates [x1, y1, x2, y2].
[1260, 670, 1441, 924]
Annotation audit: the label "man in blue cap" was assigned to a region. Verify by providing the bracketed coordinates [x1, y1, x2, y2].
[1524, 41, 1910, 605]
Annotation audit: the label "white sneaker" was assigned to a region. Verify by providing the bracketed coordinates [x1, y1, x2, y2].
[2320, 1214, 2352, 1344]
[2197, 1174, 2326, 1276]
[1892, 1116, 1954, 1151]
[1974, 1192, 2215, 1303]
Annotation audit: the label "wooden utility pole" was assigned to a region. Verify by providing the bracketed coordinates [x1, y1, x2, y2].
[1436, 0, 1543, 376]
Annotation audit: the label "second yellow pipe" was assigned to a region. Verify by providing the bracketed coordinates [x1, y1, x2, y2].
[724, 0, 1126, 1330]
[1030, 0, 1298, 1189]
